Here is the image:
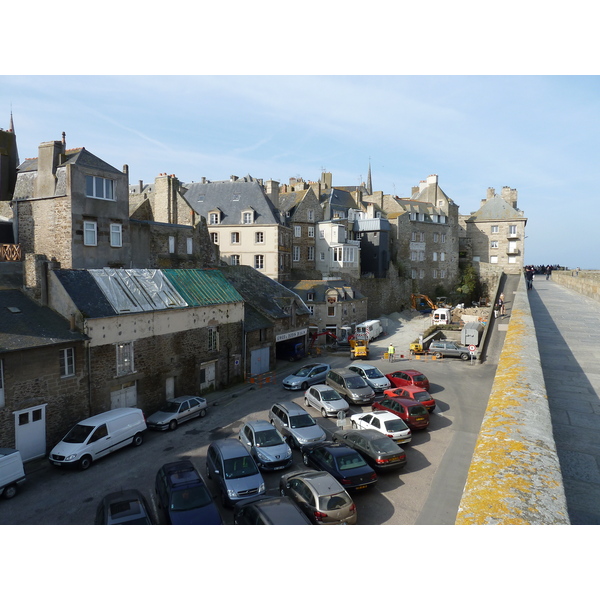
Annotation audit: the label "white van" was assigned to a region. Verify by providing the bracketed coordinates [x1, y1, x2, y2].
[49, 408, 147, 471]
[432, 308, 452, 326]
[355, 319, 383, 341]
[0, 448, 26, 499]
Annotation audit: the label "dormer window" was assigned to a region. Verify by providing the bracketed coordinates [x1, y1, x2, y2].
[209, 211, 220, 225]
[242, 210, 254, 224]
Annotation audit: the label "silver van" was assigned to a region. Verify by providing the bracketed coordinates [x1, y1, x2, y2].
[206, 439, 266, 508]
[325, 368, 375, 405]
[49, 408, 147, 470]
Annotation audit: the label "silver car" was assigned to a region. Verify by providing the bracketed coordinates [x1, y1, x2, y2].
[238, 420, 293, 471]
[146, 395, 208, 431]
[348, 365, 391, 394]
[268, 402, 327, 450]
[304, 385, 349, 418]
[282, 363, 331, 391]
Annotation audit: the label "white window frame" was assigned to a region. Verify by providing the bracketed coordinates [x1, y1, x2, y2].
[294, 225, 301, 238]
[255, 232, 264, 244]
[168, 236, 175, 253]
[307, 246, 315, 261]
[231, 232, 240, 244]
[411, 269, 417, 279]
[441, 233, 446, 243]
[293, 246, 300, 262]
[491, 255, 498, 263]
[440, 252, 446, 261]
[433, 251, 438, 261]
[491, 225, 499, 233]
[231, 255, 240, 266]
[208, 327, 219, 352]
[242, 211, 254, 224]
[60, 347, 75, 377]
[83, 221, 97, 246]
[187, 237, 193, 254]
[509, 225, 517, 236]
[116, 342, 134, 377]
[308, 226, 315, 238]
[211, 232, 219, 245]
[411, 251, 417, 261]
[86, 175, 114, 200]
[307, 292, 314, 301]
[491, 240, 499, 249]
[319, 252, 325, 261]
[209, 212, 220, 225]
[110, 223, 122, 248]
[433, 233, 439, 242]
[254, 255, 264, 269]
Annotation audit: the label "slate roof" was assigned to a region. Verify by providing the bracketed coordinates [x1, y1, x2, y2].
[18, 147, 122, 176]
[321, 188, 359, 212]
[52, 270, 117, 318]
[278, 189, 307, 215]
[467, 195, 526, 221]
[218, 265, 310, 320]
[0, 289, 88, 353]
[282, 280, 364, 303]
[184, 176, 283, 225]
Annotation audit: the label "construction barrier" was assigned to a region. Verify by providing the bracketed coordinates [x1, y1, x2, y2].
[245, 371, 276, 388]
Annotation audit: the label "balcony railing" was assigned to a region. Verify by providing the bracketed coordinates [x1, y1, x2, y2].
[0, 244, 22, 261]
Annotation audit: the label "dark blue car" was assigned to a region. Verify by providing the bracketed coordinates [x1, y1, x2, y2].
[155, 460, 222, 525]
[301, 442, 378, 491]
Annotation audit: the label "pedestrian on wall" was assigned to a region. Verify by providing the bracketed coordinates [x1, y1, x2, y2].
[494, 304, 499, 319]
[498, 296, 505, 316]
[388, 343, 395, 362]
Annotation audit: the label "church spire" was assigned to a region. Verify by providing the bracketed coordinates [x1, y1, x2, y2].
[366, 159, 373, 195]
[8, 111, 19, 165]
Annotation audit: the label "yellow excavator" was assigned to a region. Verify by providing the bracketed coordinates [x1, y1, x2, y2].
[410, 294, 437, 312]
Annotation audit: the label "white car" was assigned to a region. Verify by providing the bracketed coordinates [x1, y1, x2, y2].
[348, 364, 391, 394]
[350, 410, 412, 444]
[304, 384, 350, 418]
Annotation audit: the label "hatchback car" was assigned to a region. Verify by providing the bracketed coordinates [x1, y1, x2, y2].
[372, 397, 430, 430]
[302, 441, 378, 491]
[325, 368, 375, 405]
[385, 369, 430, 391]
[238, 420, 293, 471]
[347, 364, 391, 395]
[233, 495, 312, 525]
[94, 489, 155, 525]
[268, 402, 327, 450]
[350, 411, 412, 445]
[279, 470, 357, 525]
[304, 384, 349, 418]
[206, 439, 266, 508]
[146, 395, 208, 431]
[282, 363, 331, 391]
[383, 385, 436, 412]
[332, 429, 407, 471]
[155, 460, 223, 524]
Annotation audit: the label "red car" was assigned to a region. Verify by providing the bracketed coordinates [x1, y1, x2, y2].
[383, 385, 436, 413]
[385, 369, 430, 391]
[372, 396, 430, 430]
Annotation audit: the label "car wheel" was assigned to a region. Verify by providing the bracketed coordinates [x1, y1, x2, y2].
[287, 436, 296, 450]
[460, 353, 469, 361]
[199, 408, 207, 418]
[434, 352, 442, 359]
[132, 432, 144, 446]
[304, 396, 310, 406]
[321, 408, 328, 418]
[2, 484, 17, 499]
[79, 455, 92, 470]
[302, 453, 309, 466]
[168, 420, 178, 431]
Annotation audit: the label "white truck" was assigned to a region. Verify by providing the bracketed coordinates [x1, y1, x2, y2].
[355, 319, 383, 341]
[0, 448, 26, 499]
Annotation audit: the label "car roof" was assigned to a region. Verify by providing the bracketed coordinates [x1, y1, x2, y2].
[346, 429, 387, 441]
[102, 489, 146, 504]
[307, 384, 336, 393]
[392, 369, 424, 376]
[237, 496, 311, 524]
[161, 460, 203, 486]
[209, 438, 250, 458]
[315, 441, 356, 456]
[387, 396, 423, 407]
[395, 384, 426, 393]
[370, 410, 406, 422]
[304, 363, 329, 368]
[275, 401, 307, 415]
[290, 470, 345, 494]
[243, 419, 275, 432]
[168, 395, 203, 403]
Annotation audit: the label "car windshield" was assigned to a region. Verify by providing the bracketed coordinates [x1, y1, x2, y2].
[321, 390, 342, 401]
[414, 392, 431, 401]
[409, 405, 428, 416]
[223, 456, 259, 479]
[170, 485, 212, 511]
[292, 367, 312, 377]
[318, 492, 351, 512]
[63, 424, 94, 444]
[363, 368, 383, 379]
[336, 452, 368, 471]
[255, 429, 284, 447]
[370, 438, 400, 453]
[346, 376, 367, 389]
[385, 420, 408, 433]
[413, 374, 427, 382]
[290, 414, 316, 428]
[109, 499, 150, 524]
[161, 402, 181, 414]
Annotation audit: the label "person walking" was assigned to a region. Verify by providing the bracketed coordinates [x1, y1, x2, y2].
[498, 295, 505, 316]
[388, 343, 395, 362]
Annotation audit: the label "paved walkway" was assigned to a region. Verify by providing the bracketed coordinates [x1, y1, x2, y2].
[529, 278, 600, 524]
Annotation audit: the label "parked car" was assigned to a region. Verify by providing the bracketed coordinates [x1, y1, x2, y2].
[95, 489, 155, 525]
[301, 441, 378, 491]
[349, 411, 412, 445]
[206, 439, 266, 508]
[347, 364, 391, 395]
[332, 429, 407, 471]
[282, 363, 331, 391]
[304, 384, 349, 418]
[238, 420, 293, 471]
[279, 470, 357, 525]
[49, 408, 146, 470]
[0, 448, 26, 500]
[385, 369, 430, 391]
[155, 460, 222, 524]
[325, 368, 375, 405]
[146, 395, 208, 431]
[268, 402, 327, 450]
[372, 396, 430, 430]
[428, 340, 471, 360]
[383, 385, 436, 412]
[233, 495, 312, 525]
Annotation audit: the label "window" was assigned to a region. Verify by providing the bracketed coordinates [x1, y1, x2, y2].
[319, 229, 325, 239]
[231, 255, 240, 266]
[308, 226, 315, 238]
[343, 247, 355, 263]
[308, 305, 314, 315]
[440, 252, 446, 261]
[116, 342, 134, 376]
[491, 225, 499, 233]
[440, 269, 446, 278]
[307, 292, 314, 301]
[242, 211, 253, 224]
[231, 232, 240, 244]
[293, 246, 300, 262]
[433, 233, 439, 242]
[319, 252, 325, 261]
[411, 232, 417, 242]
[83, 221, 97, 246]
[419, 232, 425, 242]
[509, 225, 517, 236]
[60, 348, 75, 377]
[255, 232, 264, 244]
[211, 232, 219, 244]
[433, 269, 438, 279]
[86, 175, 114, 200]
[110, 223, 122, 248]
[186, 237, 193, 254]
[307, 246, 315, 261]
[0, 359, 4, 408]
[491, 240, 499, 249]
[168, 236, 175, 253]
[419, 269, 425, 279]
[233, 194, 241, 202]
[491, 256, 498, 263]
[411, 251, 417, 261]
[209, 212, 220, 225]
[418, 251, 425, 261]
[208, 327, 218, 352]
[433, 251, 438, 261]
[254, 255, 264, 269]
[441, 234, 446, 243]
[294, 225, 301, 237]
[327, 306, 336, 317]
[411, 269, 417, 279]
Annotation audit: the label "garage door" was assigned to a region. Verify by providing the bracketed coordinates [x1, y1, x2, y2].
[250, 347, 270, 376]
[14, 405, 47, 462]
[110, 381, 137, 409]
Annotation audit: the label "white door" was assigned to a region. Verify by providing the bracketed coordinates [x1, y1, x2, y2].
[199, 362, 216, 392]
[165, 377, 175, 400]
[14, 405, 46, 461]
[110, 381, 137, 409]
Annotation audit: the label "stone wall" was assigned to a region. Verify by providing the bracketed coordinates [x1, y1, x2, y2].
[552, 270, 600, 303]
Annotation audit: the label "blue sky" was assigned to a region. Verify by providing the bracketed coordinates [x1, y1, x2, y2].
[2, 5, 598, 270]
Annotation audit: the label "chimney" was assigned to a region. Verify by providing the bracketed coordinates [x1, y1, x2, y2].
[230, 175, 238, 182]
[35, 140, 63, 197]
[265, 179, 280, 208]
